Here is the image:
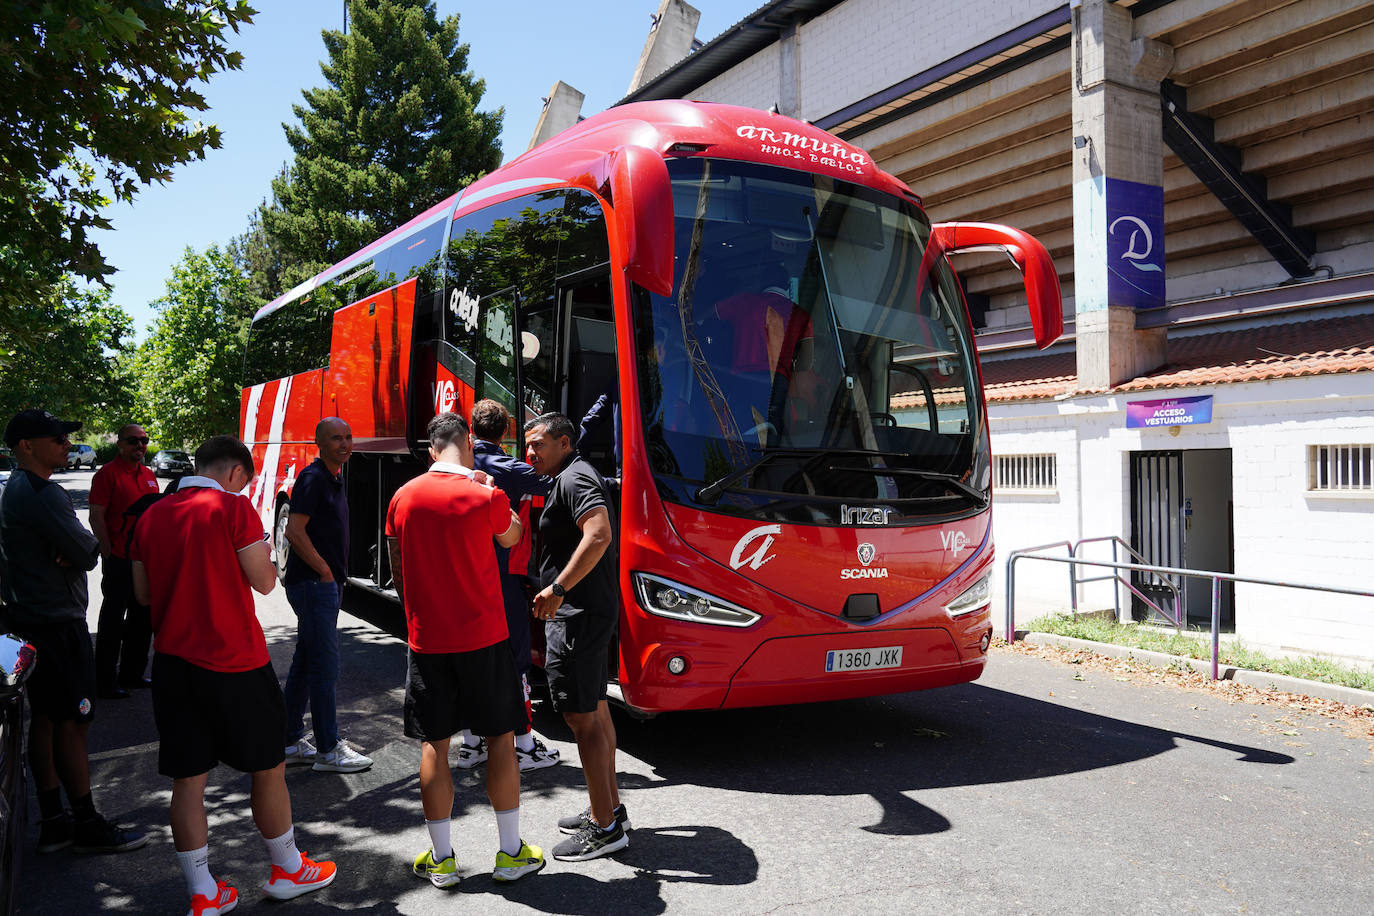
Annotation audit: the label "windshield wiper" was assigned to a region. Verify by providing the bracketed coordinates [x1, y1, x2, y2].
[695, 448, 829, 506]
[829, 466, 989, 507]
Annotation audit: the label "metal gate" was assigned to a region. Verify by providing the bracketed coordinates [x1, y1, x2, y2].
[1129, 451, 1184, 622]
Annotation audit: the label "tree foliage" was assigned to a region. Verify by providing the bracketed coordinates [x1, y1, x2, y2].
[265, 0, 502, 281]
[132, 246, 254, 448]
[0, 1, 257, 303]
[0, 279, 135, 432]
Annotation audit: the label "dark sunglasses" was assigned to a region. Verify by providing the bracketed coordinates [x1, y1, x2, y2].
[123, 436, 149, 445]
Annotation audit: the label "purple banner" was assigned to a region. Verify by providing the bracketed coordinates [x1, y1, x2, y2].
[1106, 177, 1165, 310]
[1126, 395, 1213, 429]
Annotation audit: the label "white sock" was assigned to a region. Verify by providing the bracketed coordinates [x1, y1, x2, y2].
[494, 806, 521, 856]
[426, 817, 452, 862]
[515, 731, 535, 753]
[176, 844, 217, 899]
[460, 729, 479, 748]
[263, 826, 303, 873]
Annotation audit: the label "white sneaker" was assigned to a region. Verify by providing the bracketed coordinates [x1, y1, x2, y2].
[284, 736, 316, 767]
[454, 739, 487, 769]
[516, 737, 560, 772]
[312, 740, 372, 773]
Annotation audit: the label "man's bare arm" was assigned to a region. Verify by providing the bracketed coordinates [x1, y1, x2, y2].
[386, 536, 403, 600]
[237, 540, 277, 595]
[284, 512, 333, 582]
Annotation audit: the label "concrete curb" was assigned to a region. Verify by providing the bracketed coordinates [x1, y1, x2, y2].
[1021, 632, 1374, 708]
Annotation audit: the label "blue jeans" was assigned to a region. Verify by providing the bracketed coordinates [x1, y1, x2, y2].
[283, 579, 342, 750]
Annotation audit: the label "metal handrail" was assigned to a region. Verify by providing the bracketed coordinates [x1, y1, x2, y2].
[1069, 536, 1181, 628]
[1004, 546, 1374, 679]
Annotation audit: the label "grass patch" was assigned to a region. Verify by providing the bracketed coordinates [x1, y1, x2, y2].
[1025, 613, 1374, 692]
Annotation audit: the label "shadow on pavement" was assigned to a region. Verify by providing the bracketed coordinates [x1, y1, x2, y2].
[19, 576, 1291, 913]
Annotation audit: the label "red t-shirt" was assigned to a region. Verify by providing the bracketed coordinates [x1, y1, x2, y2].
[714, 291, 814, 377]
[90, 458, 159, 558]
[130, 484, 270, 672]
[385, 469, 514, 653]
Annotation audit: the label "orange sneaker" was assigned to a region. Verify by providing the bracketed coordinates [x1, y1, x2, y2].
[262, 850, 336, 900]
[188, 880, 237, 916]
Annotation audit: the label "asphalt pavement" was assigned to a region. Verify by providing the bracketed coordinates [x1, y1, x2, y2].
[13, 467, 1373, 914]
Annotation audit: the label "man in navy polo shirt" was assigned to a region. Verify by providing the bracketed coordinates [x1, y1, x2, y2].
[280, 417, 372, 774]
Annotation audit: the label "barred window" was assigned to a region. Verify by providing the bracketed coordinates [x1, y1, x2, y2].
[994, 453, 1057, 490]
[1309, 445, 1373, 491]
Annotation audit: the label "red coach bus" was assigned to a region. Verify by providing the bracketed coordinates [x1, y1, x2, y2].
[240, 100, 1062, 714]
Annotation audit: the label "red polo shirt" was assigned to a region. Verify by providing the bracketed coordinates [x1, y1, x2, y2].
[385, 466, 515, 654]
[90, 457, 159, 558]
[130, 482, 270, 672]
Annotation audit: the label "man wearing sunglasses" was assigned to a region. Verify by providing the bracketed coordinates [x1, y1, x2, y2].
[0, 409, 148, 854]
[89, 423, 160, 698]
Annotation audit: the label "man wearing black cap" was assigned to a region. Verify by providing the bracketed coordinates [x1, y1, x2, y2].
[0, 409, 147, 854]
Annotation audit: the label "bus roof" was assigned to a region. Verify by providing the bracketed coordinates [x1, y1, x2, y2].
[255, 100, 916, 323]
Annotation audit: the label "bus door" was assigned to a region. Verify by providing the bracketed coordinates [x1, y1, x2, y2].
[556, 268, 619, 482]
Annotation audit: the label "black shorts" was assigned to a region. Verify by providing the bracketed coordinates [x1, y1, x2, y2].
[544, 607, 616, 715]
[404, 639, 525, 742]
[15, 619, 97, 723]
[152, 653, 286, 779]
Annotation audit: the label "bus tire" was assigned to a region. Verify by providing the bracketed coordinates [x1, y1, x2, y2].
[273, 499, 291, 580]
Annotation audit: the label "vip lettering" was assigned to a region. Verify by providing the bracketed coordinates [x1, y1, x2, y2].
[841, 505, 891, 525]
[941, 530, 970, 553]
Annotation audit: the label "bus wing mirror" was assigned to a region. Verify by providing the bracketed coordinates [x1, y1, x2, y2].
[610, 145, 674, 296]
[931, 222, 1064, 349]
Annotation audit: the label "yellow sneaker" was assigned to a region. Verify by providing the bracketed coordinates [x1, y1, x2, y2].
[493, 840, 545, 882]
[413, 848, 461, 888]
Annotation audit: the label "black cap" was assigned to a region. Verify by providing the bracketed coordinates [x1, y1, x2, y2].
[4, 410, 82, 449]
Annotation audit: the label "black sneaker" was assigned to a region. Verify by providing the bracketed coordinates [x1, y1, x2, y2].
[72, 815, 149, 854]
[36, 812, 73, 854]
[558, 803, 629, 835]
[552, 819, 628, 862]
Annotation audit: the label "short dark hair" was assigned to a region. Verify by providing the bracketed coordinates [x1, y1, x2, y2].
[194, 435, 253, 478]
[428, 411, 470, 451]
[471, 399, 510, 442]
[523, 411, 576, 445]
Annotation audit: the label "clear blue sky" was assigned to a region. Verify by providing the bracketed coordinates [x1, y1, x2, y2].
[95, 0, 765, 341]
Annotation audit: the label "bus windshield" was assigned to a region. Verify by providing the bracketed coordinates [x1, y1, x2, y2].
[634, 158, 989, 524]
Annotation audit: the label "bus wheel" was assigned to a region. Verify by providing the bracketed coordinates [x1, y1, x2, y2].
[273, 500, 291, 579]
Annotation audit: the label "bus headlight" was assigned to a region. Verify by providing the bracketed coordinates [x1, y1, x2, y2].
[632, 573, 761, 628]
[944, 574, 992, 618]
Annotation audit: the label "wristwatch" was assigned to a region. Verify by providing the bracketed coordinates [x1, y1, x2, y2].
[551, 582, 566, 598]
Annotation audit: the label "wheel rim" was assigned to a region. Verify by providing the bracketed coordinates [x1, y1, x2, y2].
[274, 504, 291, 576]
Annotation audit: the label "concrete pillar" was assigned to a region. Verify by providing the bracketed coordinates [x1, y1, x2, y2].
[1071, 0, 1174, 389]
[527, 81, 585, 151]
[778, 21, 800, 118]
[627, 0, 701, 94]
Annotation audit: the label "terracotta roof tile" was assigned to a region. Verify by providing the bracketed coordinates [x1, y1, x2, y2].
[978, 313, 1374, 403]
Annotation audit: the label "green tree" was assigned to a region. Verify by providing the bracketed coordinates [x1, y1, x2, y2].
[228, 187, 295, 308]
[133, 246, 254, 448]
[0, 1, 257, 303]
[265, 0, 502, 280]
[0, 278, 135, 430]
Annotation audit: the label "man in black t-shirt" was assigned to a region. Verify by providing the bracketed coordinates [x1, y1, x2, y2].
[281, 417, 372, 774]
[524, 413, 628, 862]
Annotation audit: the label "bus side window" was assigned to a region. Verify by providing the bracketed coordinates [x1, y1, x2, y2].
[243, 294, 335, 387]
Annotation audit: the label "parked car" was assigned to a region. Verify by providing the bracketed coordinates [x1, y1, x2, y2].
[65, 444, 96, 470]
[151, 449, 193, 478]
[0, 451, 12, 485]
[0, 633, 36, 915]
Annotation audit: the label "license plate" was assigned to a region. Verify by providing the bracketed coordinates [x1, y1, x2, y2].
[824, 646, 903, 672]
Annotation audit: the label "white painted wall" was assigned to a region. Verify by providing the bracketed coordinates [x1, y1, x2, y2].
[990, 371, 1374, 661]
[797, 0, 1063, 121]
